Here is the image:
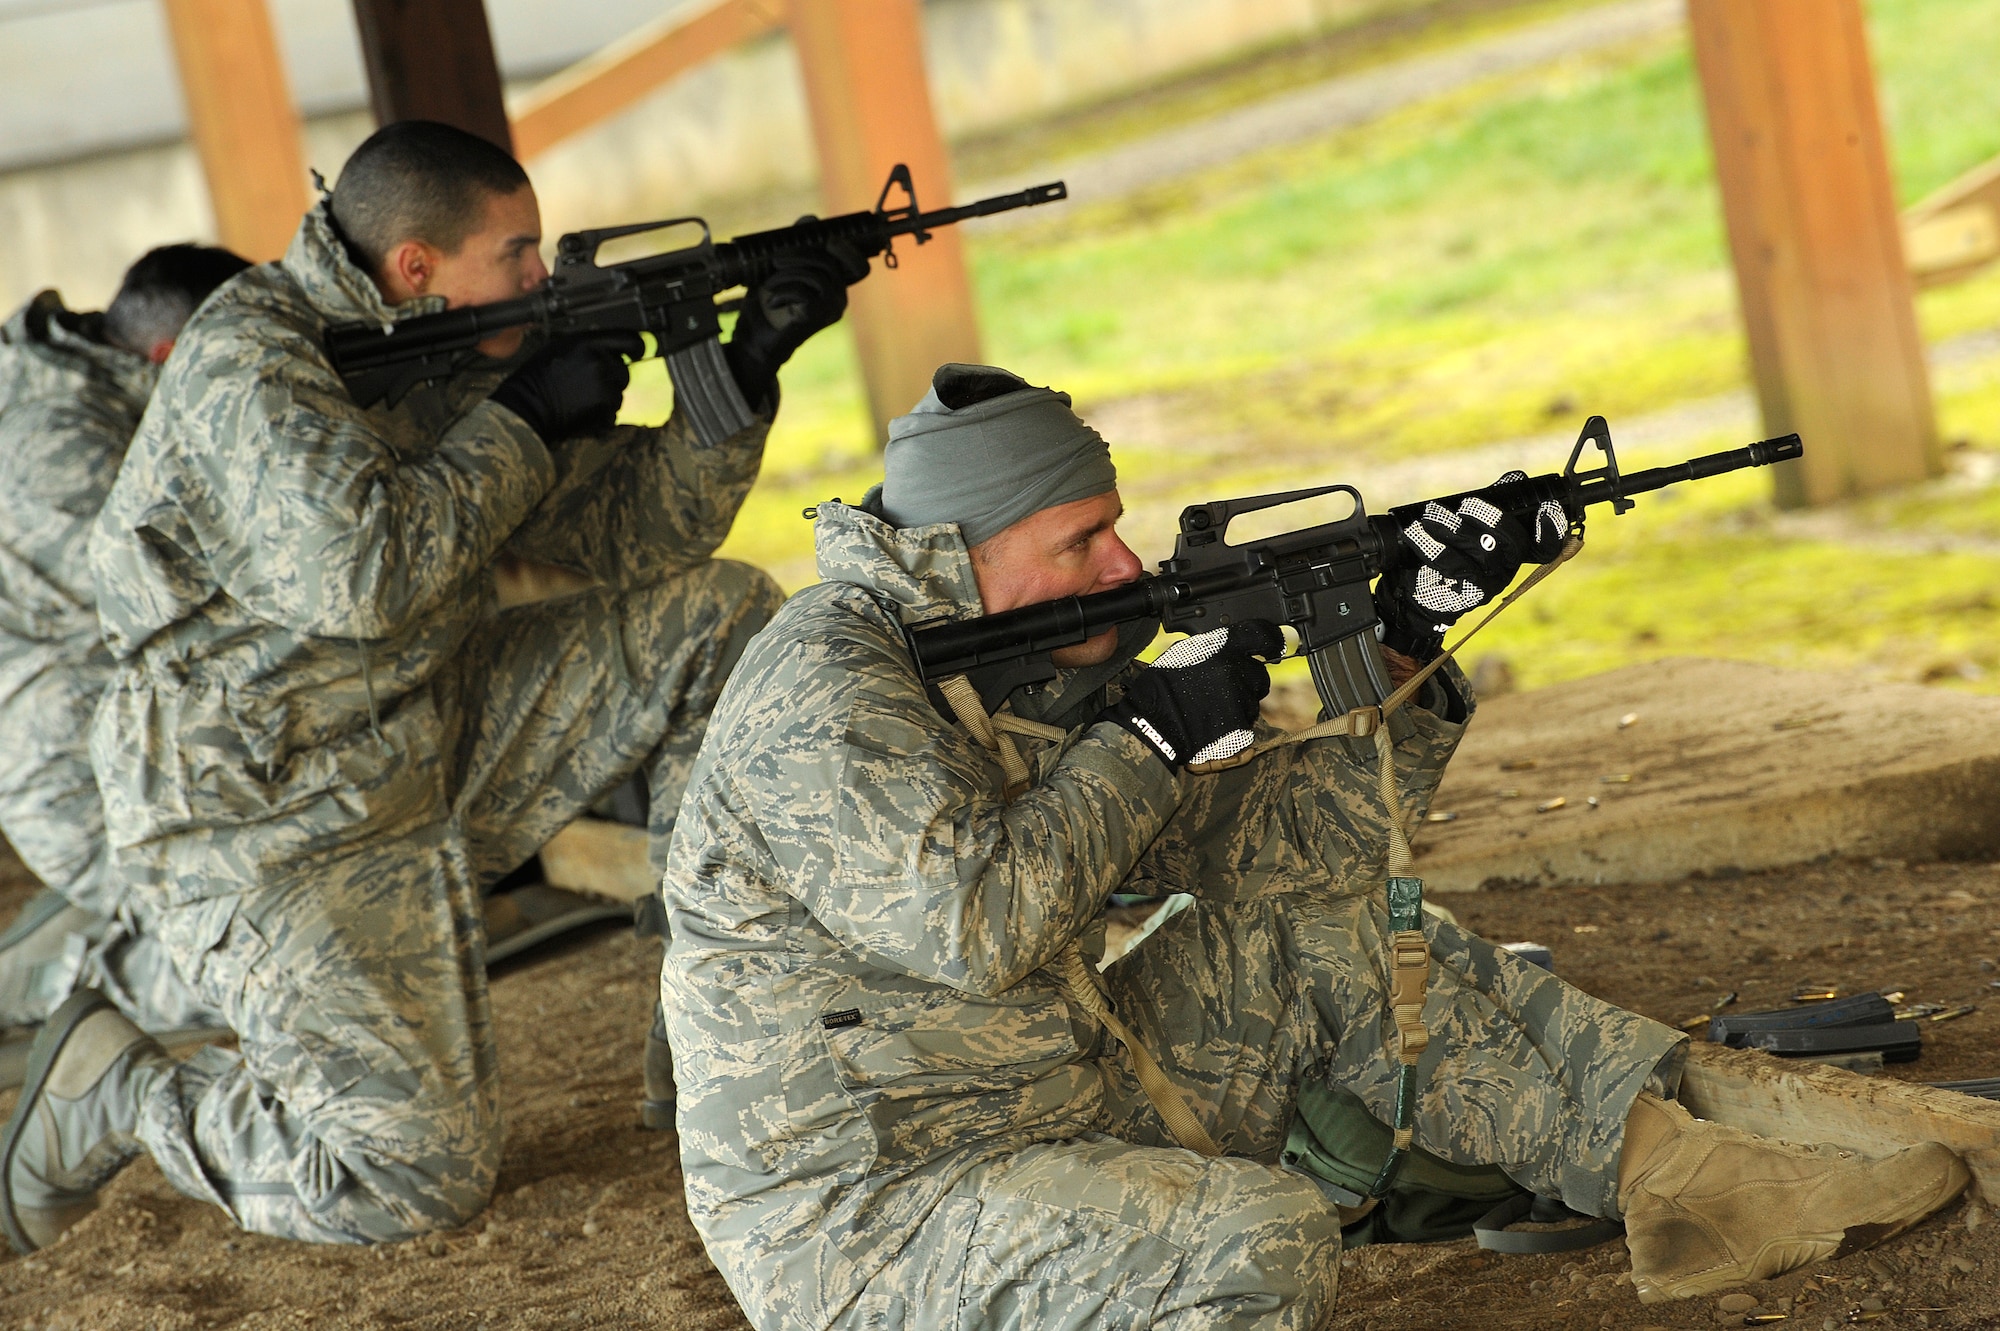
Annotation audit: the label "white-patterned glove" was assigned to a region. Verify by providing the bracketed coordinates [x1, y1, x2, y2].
[1100, 622, 1282, 770]
[1375, 473, 1571, 658]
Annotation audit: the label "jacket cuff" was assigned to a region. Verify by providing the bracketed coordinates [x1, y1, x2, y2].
[1072, 720, 1183, 823]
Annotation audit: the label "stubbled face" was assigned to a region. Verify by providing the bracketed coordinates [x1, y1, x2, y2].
[374, 184, 548, 358]
[969, 489, 1143, 667]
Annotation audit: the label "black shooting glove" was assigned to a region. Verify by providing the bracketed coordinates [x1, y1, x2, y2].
[1374, 471, 1572, 659]
[490, 331, 642, 444]
[1100, 621, 1283, 771]
[724, 240, 871, 409]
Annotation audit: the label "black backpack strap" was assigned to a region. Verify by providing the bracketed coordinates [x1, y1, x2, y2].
[1473, 1193, 1625, 1254]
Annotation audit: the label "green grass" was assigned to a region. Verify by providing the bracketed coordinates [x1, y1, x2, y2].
[623, 0, 2000, 690]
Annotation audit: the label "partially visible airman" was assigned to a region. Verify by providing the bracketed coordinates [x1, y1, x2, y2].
[0, 245, 247, 1033]
[0, 119, 857, 1253]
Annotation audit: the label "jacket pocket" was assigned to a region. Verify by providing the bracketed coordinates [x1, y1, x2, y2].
[818, 989, 1080, 1094]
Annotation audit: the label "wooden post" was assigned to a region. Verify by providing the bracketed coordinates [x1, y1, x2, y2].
[160, 0, 309, 262]
[1687, 0, 1939, 508]
[350, 0, 515, 152]
[789, 0, 981, 442]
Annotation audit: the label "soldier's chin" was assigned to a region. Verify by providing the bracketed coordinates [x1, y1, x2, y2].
[1051, 627, 1120, 668]
[477, 327, 529, 360]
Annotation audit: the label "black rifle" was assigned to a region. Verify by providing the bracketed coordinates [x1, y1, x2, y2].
[324, 165, 1067, 442]
[907, 417, 1803, 712]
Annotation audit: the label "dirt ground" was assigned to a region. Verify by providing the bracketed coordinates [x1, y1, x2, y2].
[0, 849, 1997, 1330]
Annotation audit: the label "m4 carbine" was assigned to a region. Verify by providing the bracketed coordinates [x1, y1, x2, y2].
[324, 165, 1067, 443]
[907, 416, 1803, 713]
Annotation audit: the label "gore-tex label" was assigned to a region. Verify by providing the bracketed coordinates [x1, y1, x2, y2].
[820, 1009, 863, 1030]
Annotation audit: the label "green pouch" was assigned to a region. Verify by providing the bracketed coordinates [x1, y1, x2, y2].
[1281, 1082, 1525, 1247]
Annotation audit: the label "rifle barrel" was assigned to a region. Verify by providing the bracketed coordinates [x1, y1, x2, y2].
[1573, 432, 1801, 508]
[900, 182, 1068, 233]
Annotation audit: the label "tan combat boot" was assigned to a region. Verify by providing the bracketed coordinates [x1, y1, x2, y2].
[1619, 1093, 1970, 1303]
[0, 989, 170, 1253]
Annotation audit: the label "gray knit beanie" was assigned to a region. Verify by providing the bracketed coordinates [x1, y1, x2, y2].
[879, 364, 1117, 547]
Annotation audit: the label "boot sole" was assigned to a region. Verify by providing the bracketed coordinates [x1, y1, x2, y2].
[0, 989, 117, 1254]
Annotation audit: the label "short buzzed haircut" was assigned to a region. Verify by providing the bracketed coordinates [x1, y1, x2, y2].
[331, 121, 531, 273]
[103, 243, 252, 356]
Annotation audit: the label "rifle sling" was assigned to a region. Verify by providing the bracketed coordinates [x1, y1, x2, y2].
[929, 535, 1584, 1176]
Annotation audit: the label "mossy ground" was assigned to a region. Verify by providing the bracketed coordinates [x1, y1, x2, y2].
[624, 0, 2000, 693]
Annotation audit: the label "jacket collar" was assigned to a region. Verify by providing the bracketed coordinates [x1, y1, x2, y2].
[812, 487, 986, 626]
[6, 291, 156, 404]
[281, 200, 447, 329]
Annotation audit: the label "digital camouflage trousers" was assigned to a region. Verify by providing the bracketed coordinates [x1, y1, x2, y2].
[130, 561, 781, 1242]
[831, 891, 1687, 1330]
[0, 660, 216, 1029]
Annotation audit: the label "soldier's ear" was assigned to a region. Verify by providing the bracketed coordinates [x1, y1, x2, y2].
[147, 338, 175, 366]
[377, 238, 440, 303]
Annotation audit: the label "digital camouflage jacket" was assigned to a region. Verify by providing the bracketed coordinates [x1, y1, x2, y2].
[89, 202, 769, 904]
[0, 292, 155, 711]
[661, 497, 1470, 1331]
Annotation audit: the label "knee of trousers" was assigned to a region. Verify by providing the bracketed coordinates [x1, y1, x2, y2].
[1167, 1166, 1345, 1321]
[683, 558, 786, 639]
[618, 560, 784, 678]
[313, 1124, 503, 1243]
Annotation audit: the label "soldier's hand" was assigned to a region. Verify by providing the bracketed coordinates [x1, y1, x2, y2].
[724, 240, 871, 409]
[491, 331, 641, 444]
[1100, 621, 1282, 771]
[1375, 473, 1571, 659]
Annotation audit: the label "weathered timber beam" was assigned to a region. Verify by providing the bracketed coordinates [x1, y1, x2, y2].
[160, 0, 309, 261]
[1905, 154, 2000, 288]
[1687, 0, 1938, 507]
[540, 818, 656, 902]
[350, 0, 514, 150]
[1682, 1042, 2000, 1203]
[510, 0, 787, 159]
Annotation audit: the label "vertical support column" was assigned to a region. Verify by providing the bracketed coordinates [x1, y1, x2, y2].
[789, 0, 981, 441]
[350, 0, 515, 151]
[1688, 0, 1939, 508]
[161, 0, 309, 262]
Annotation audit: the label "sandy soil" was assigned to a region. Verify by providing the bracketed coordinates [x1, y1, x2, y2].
[0, 848, 1997, 1329]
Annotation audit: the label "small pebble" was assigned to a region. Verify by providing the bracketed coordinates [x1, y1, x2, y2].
[1951, 1255, 1976, 1274]
[427, 1238, 448, 1257]
[1529, 1279, 1548, 1294]
[1718, 1293, 1759, 1314]
[1968, 1201, 1986, 1232]
[581, 1219, 601, 1238]
[1823, 1320, 1841, 1331]
[1860, 1294, 1886, 1313]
